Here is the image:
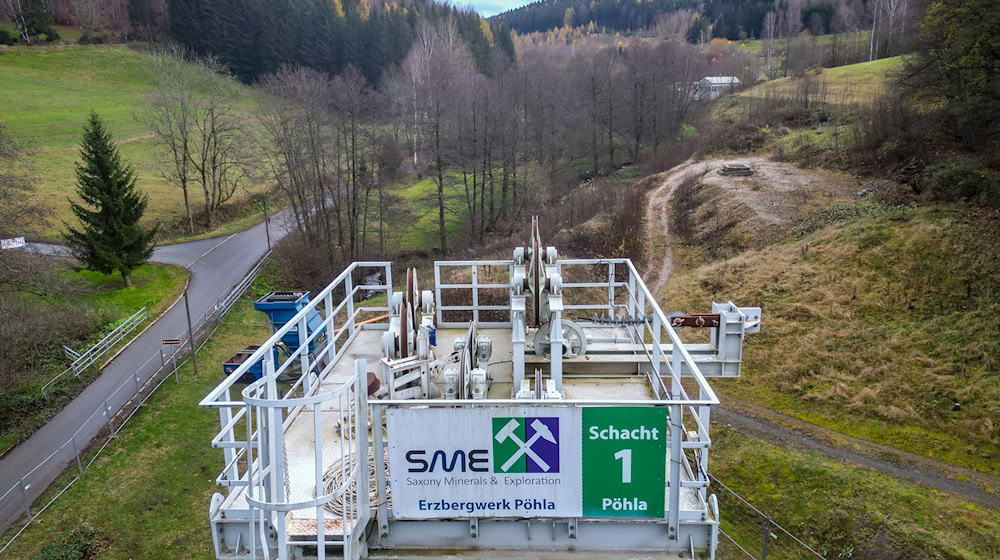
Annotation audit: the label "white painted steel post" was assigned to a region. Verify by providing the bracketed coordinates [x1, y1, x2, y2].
[627, 269, 637, 339]
[245, 401, 258, 560]
[511, 305, 526, 395]
[263, 354, 287, 559]
[434, 264, 442, 326]
[324, 292, 337, 364]
[471, 265, 479, 325]
[699, 385, 711, 502]
[372, 404, 389, 538]
[668, 347, 682, 541]
[668, 401, 681, 541]
[384, 263, 392, 305]
[219, 386, 238, 483]
[345, 273, 356, 338]
[608, 262, 615, 316]
[651, 314, 662, 398]
[550, 312, 563, 391]
[354, 359, 371, 558]
[313, 378, 325, 560]
[298, 314, 310, 393]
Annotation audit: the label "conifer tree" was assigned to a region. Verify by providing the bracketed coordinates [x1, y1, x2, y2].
[64, 112, 156, 287]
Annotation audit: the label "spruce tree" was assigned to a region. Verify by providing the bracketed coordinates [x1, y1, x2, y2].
[64, 112, 156, 287]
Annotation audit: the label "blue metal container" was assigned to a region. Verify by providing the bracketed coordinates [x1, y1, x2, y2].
[254, 291, 325, 354]
[222, 345, 265, 383]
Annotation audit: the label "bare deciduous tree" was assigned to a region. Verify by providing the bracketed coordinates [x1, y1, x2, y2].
[142, 46, 198, 232]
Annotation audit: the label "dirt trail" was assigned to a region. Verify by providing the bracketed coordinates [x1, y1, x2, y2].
[716, 396, 1000, 510]
[643, 159, 712, 295]
[645, 156, 1000, 510]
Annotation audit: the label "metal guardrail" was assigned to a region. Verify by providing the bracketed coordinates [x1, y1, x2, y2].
[41, 307, 149, 398]
[0, 251, 273, 554]
[200, 261, 392, 491]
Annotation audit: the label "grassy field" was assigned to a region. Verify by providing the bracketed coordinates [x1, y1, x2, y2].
[0, 44, 268, 241]
[733, 29, 871, 55]
[741, 56, 902, 104]
[664, 203, 1000, 476]
[713, 425, 1000, 559]
[0, 262, 189, 455]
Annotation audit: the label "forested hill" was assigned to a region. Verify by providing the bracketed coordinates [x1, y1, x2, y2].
[167, 0, 515, 84]
[493, 0, 869, 40]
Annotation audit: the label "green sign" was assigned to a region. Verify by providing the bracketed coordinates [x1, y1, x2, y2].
[581, 407, 667, 517]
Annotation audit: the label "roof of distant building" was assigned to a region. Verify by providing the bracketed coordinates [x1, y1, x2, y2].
[700, 76, 741, 84]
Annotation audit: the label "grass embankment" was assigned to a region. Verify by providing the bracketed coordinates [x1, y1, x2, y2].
[0, 264, 275, 559]
[713, 425, 1000, 559]
[712, 56, 902, 129]
[0, 263, 189, 455]
[744, 56, 901, 104]
[665, 203, 1000, 476]
[0, 45, 269, 242]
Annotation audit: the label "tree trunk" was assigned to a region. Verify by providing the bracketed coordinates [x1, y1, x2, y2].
[181, 180, 193, 233]
[121, 270, 132, 287]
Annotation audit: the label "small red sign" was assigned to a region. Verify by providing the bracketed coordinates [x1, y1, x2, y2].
[161, 338, 182, 345]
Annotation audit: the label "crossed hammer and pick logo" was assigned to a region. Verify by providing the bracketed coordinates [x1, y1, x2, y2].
[494, 418, 558, 473]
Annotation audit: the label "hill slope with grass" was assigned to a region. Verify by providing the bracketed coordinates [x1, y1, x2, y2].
[664, 194, 1000, 476]
[0, 45, 269, 241]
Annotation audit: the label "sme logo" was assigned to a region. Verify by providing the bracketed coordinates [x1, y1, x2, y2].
[404, 416, 560, 473]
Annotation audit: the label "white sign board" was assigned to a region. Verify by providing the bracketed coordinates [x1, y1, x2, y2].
[0, 237, 26, 250]
[387, 406, 582, 518]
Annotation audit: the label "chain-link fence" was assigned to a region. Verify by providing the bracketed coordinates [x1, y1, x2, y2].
[712, 473, 827, 560]
[0, 253, 271, 554]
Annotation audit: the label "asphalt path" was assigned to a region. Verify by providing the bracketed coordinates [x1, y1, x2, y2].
[0, 213, 292, 534]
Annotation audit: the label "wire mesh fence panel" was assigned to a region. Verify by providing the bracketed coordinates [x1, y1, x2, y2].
[713, 474, 827, 560]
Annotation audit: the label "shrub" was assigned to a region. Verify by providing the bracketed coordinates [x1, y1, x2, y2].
[36, 28, 60, 43]
[30, 527, 105, 560]
[78, 29, 110, 45]
[0, 28, 16, 46]
[921, 157, 1000, 208]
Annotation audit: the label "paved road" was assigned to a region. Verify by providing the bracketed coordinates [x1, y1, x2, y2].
[0, 213, 292, 534]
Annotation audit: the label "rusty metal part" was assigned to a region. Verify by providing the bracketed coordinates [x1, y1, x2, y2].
[669, 313, 721, 328]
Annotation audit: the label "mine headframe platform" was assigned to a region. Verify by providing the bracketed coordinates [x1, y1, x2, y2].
[201, 218, 761, 560]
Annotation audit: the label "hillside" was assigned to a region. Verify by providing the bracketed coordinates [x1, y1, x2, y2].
[0, 45, 268, 241]
[494, 0, 865, 40]
[741, 56, 902, 104]
[661, 177, 1000, 475]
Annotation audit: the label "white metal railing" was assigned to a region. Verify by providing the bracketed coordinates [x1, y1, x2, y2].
[434, 260, 513, 328]
[201, 262, 391, 493]
[238, 359, 370, 560]
[41, 306, 149, 398]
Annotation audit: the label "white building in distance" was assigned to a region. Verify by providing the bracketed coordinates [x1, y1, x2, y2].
[696, 76, 742, 100]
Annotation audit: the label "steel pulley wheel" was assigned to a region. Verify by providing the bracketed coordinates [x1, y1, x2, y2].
[533, 320, 587, 357]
